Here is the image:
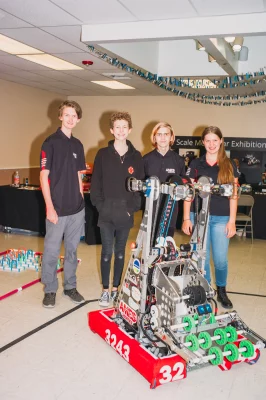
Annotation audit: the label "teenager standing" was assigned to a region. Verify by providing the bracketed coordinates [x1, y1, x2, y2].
[182, 126, 240, 309]
[40, 101, 86, 308]
[90, 112, 144, 307]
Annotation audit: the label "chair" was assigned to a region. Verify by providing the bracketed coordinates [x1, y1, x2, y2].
[235, 194, 254, 243]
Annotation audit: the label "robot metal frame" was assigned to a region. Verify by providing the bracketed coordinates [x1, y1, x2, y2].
[88, 175, 265, 388]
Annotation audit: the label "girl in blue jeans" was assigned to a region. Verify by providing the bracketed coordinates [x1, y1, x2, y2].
[182, 126, 240, 309]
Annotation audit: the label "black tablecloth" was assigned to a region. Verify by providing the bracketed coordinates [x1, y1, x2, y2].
[252, 193, 266, 240]
[0, 186, 101, 245]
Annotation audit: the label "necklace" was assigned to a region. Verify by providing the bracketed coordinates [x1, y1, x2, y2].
[120, 154, 126, 164]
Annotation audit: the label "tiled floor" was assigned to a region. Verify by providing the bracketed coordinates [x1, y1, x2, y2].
[1, 213, 266, 399]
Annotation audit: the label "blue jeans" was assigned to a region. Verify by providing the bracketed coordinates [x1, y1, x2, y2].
[190, 213, 230, 287]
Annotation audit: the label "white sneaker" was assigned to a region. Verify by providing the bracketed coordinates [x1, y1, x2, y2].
[110, 290, 119, 304]
[99, 291, 110, 307]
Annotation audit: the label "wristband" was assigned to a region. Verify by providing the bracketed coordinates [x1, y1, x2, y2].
[183, 219, 190, 222]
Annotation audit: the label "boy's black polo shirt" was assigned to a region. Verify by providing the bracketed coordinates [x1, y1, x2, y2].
[40, 128, 86, 216]
[186, 154, 240, 216]
[143, 149, 185, 182]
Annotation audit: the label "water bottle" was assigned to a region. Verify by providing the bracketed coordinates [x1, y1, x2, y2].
[13, 171, 20, 187]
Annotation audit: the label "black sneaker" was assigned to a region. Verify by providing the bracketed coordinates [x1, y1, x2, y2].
[43, 292, 56, 308]
[63, 288, 85, 304]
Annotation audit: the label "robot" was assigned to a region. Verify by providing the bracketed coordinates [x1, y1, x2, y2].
[89, 175, 265, 388]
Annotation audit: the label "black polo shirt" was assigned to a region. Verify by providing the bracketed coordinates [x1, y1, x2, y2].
[40, 128, 86, 216]
[186, 154, 240, 216]
[143, 149, 185, 182]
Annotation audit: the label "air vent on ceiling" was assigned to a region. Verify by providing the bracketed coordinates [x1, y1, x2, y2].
[102, 73, 131, 80]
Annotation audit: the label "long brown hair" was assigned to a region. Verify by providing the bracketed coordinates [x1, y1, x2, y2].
[202, 126, 234, 184]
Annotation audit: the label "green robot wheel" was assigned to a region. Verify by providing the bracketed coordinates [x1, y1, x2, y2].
[185, 334, 199, 352]
[224, 326, 238, 343]
[183, 315, 195, 332]
[239, 340, 255, 358]
[224, 343, 239, 362]
[198, 331, 212, 350]
[214, 328, 228, 346]
[208, 346, 224, 366]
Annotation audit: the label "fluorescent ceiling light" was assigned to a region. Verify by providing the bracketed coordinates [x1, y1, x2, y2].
[17, 54, 83, 70]
[225, 37, 235, 43]
[0, 33, 43, 55]
[91, 80, 135, 89]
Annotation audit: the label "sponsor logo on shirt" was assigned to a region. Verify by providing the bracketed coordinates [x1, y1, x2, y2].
[73, 153, 77, 158]
[166, 168, 175, 173]
[41, 150, 47, 170]
[186, 167, 191, 176]
[128, 166, 134, 174]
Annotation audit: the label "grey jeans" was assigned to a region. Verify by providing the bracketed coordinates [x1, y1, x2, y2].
[41, 208, 85, 293]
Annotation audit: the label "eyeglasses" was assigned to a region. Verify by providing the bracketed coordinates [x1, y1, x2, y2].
[156, 132, 171, 137]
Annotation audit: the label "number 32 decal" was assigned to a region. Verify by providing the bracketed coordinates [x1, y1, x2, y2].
[159, 362, 185, 384]
[105, 329, 130, 362]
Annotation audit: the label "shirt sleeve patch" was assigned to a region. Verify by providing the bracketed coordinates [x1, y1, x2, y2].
[41, 150, 47, 170]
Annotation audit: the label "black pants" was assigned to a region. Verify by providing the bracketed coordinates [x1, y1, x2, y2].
[100, 224, 130, 289]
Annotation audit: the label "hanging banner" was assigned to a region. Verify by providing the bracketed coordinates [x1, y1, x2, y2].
[172, 136, 266, 184]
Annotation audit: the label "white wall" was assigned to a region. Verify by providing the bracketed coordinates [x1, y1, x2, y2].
[0, 79, 66, 169]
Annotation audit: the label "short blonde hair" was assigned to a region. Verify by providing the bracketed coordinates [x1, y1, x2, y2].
[150, 122, 175, 148]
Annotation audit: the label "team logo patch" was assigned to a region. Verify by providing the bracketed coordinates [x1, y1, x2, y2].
[128, 166, 134, 174]
[166, 168, 175, 173]
[133, 259, 140, 275]
[73, 153, 77, 158]
[41, 150, 47, 170]
[119, 300, 137, 325]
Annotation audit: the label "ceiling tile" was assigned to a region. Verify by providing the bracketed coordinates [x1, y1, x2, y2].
[40, 26, 88, 52]
[120, 0, 197, 20]
[51, 0, 137, 23]
[1, 70, 57, 81]
[35, 69, 103, 81]
[191, 0, 264, 17]
[40, 80, 87, 90]
[0, 63, 20, 73]
[0, 28, 82, 53]
[0, 54, 52, 70]
[0, 0, 80, 26]
[0, 72, 29, 83]
[0, 10, 33, 28]
[51, 52, 119, 71]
